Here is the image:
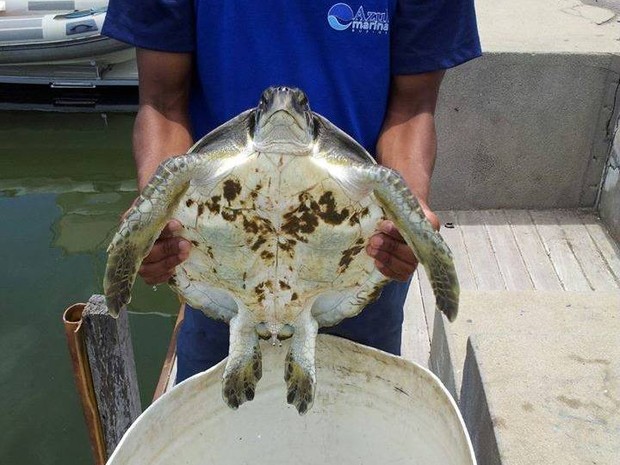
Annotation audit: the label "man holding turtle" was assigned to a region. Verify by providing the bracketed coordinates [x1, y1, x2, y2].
[102, 0, 481, 383]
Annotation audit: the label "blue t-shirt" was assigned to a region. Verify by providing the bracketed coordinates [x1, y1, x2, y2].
[103, 0, 480, 153]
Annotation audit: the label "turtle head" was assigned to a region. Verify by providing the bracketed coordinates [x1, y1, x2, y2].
[253, 87, 314, 152]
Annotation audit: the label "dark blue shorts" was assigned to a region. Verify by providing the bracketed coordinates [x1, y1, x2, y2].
[175, 280, 409, 383]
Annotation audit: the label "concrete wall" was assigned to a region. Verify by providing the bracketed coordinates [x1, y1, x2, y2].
[430, 53, 620, 211]
[599, 118, 620, 242]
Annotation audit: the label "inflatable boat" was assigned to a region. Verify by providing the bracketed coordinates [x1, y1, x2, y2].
[0, 1, 131, 65]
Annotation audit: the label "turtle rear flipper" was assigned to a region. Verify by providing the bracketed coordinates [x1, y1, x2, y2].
[222, 308, 262, 409]
[284, 312, 318, 415]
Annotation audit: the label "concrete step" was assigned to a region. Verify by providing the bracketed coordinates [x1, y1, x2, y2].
[402, 208, 619, 371]
[430, 291, 620, 465]
[432, 0, 620, 211]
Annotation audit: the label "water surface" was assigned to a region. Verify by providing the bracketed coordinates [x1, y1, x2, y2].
[0, 111, 178, 464]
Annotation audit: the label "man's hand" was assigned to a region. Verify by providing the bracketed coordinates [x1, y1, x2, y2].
[367, 208, 440, 281]
[138, 220, 191, 285]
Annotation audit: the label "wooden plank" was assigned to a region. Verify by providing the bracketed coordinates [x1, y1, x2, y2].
[82, 295, 142, 457]
[437, 210, 476, 291]
[556, 210, 619, 290]
[480, 210, 534, 291]
[457, 210, 505, 290]
[529, 210, 591, 291]
[401, 272, 430, 367]
[153, 305, 185, 401]
[62, 303, 107, 465]
[578, 210, 620, 283]
[166, 359, 178, 393]
[505, 210, 563, 291]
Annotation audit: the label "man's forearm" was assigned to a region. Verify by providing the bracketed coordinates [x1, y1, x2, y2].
[376, 72, 444, 220]
[133, 104, 193, 191]
[132, 48, 194, 192]
[376, 110, 437, 208]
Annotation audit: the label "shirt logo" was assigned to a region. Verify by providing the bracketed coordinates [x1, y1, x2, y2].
[327, 3, 389, 34]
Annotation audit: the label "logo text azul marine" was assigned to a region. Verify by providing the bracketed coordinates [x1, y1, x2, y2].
[327, 3, 389, 34]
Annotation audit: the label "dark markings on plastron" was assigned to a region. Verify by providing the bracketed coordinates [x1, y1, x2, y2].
[243, 216, 259, 234]
[205, 195, 221, 214]
[278, 238, 297, 258]
[186, 199, 194, 208]
[197, 203, 205, 216]
[223, 179, 242, 203]
[168, 276, 177, 286]
[251, 236, 267, 251]
[191, 240, 200, 247]
[350, 207, 372, 225]
[279, 280, 291, 290]
[261, 250, 274, 260]
[339, 244, 364, 271]
[221, 208, 240, 222]
[243, 214, 274, 235]
[366, 285, 383, 303]
[316, 191, 350, 225]
[205, 245, 214, 259]
[254, 280, 273, 304]
[282, 190, 353, 242]
[291, 292, 298, 301]
[250, 183, 263, 201]
[348, 211, 359, 226]
[281, 192, 319, 241]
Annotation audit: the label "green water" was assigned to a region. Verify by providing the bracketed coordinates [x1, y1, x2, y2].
[0, 111, 178, 464]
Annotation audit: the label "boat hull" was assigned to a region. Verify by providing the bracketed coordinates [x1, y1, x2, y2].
[0, 3, 131, 65]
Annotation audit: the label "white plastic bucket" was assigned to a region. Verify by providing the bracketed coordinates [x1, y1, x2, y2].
[107, 335, 476, 465]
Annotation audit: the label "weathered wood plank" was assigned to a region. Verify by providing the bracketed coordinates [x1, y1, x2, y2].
[480, 210, 534, 291]
[153, 305, 185, 401]
[556, 210, 619, 290]
[457, 210, 505, 290]
[401, 272, 430, 367]
[437, 210, 477, 291]
[529, 210, 590, 291]
[166, 359, 178, 393]
[62, 303, 107, 465]
[83, 295, 141, 457]
[505, 210, 563, 291]
[579, 210, 620, 283]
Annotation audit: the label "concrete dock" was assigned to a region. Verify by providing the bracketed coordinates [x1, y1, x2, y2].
[401, 1, 620, 463]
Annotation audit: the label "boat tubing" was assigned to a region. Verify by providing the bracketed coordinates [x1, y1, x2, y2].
[0, 4, 129, 64]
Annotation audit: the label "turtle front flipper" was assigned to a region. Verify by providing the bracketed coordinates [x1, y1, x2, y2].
[326, 163, 459, 321]
[222, 308, 262, 409]
[284, 312, 319, 415]
[104, 154, 198, 317]
[365, 165, 459, 321]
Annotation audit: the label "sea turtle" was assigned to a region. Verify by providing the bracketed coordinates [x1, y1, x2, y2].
[104, 86, 459, 414]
